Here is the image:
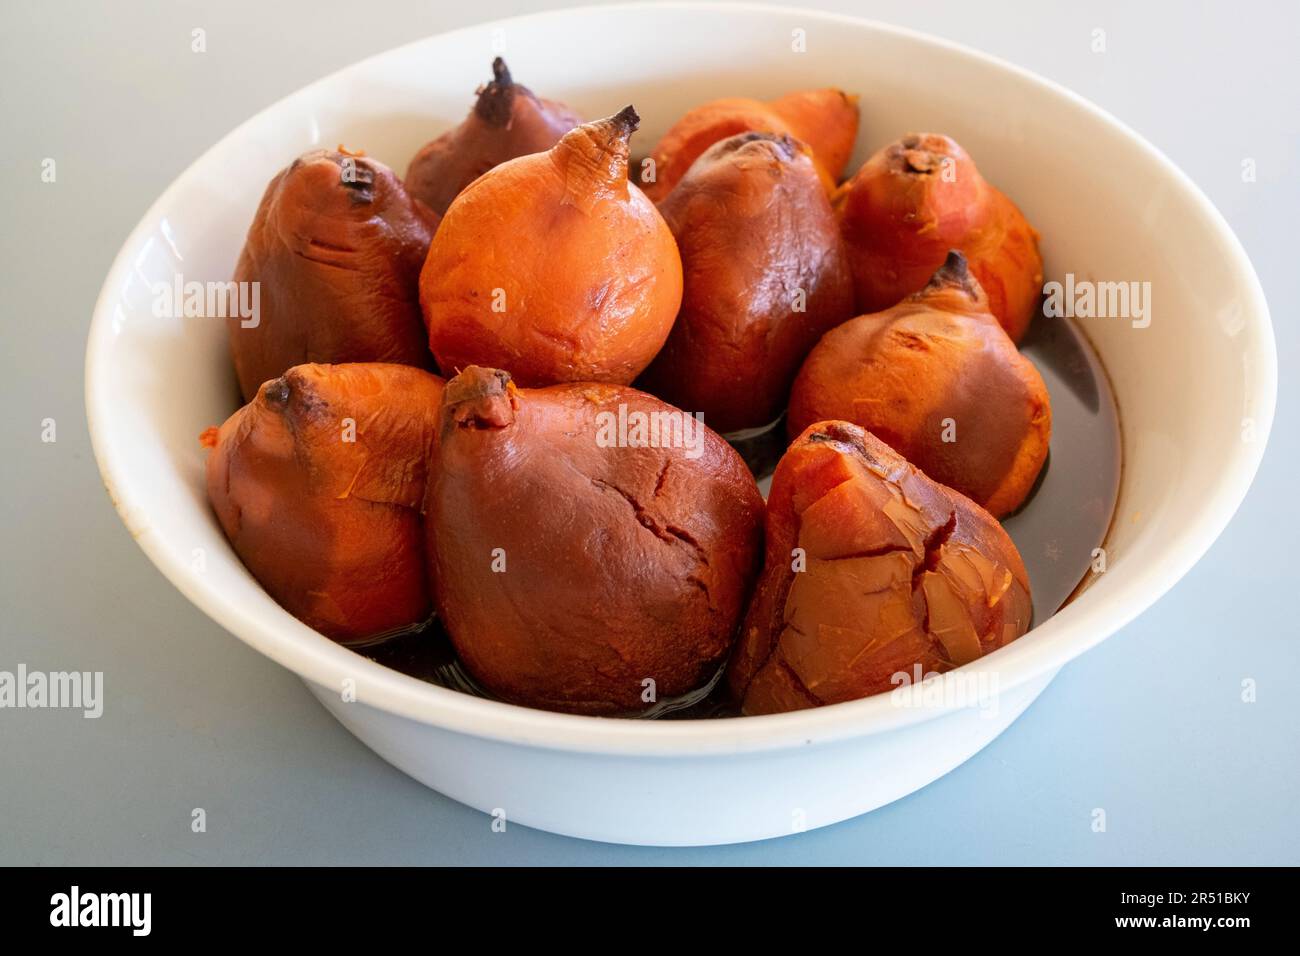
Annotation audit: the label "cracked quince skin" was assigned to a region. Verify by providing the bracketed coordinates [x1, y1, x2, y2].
[425, 366, 764, 715]
[727, 420, 1032, 715]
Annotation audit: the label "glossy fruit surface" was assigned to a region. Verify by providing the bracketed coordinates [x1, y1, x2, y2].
[426, 366, 764, 714]
[788, 252, 1051, 516]
[642, 88, 859, 202]
[405, 57, 581, 216]
[835, 133, 1043, 342]
[638, 132, 854, 433]
[421, 108, 682, 387]
[229, 149, 437, 401]
[205, 363, 444, 643]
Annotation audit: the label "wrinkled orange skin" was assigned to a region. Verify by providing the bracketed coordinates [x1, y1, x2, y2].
[426, 367, 764, 715]
[421, 108, 683, 387]
[638, 133, 854, 433]
[788, 252, 1051, 517]
[405, 57, 582, 216]
[229, 150, 438, 401]
[834, 133, 1043, 342]
[727, 421, 1032, 715]
[642, 88, 859, 202]
[205, 363, 444, 644]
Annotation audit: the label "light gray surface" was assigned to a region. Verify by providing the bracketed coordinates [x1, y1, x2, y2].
[1, 0, 1295, 864]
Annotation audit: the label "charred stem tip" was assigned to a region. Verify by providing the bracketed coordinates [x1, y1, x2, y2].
[475, 59, 520, 126]
[936, 249, 970, 280]
[446, 364, 512, 397]
[609, 104, 641, 136]
[770, 132, 801, 158]
[263, 376, 292, 407]
[443, 366, 517, 431]
[892, 133, 951, 176]
[323, 148, 375, 198]
[923, 250, 983, 302]
[721, 131, 799, 159]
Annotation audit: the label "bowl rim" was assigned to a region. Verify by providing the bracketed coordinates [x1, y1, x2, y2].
[85, 0, 1277, 757]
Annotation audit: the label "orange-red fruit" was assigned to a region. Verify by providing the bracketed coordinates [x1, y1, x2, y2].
[642, 88, 860, 202]
[426, 366, 764, 715]
[727, 421, 1032, 716]
[788, 252, 1051, 517]
[420, 107, 683, 387]
[638, 132, 854, 433]
[205, 363, 444, 644]
[229, 149, 438, 401]
[834, 133, 1043, 342]
[404, 57, 582, 216]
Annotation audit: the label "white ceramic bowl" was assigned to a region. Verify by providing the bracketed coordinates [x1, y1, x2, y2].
[86, 2, 1276, 845]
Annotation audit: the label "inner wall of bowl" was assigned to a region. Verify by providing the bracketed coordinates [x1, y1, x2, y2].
[95, 6, 1264, 712]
